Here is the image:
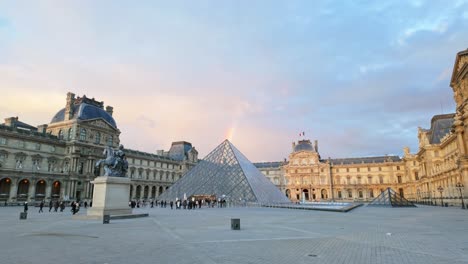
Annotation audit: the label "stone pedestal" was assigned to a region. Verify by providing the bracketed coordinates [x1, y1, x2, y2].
[87, 176, 131, 217]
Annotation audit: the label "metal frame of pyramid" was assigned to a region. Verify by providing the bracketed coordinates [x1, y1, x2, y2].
[368, 187, 416, 207]
[158, 140, 290, 204]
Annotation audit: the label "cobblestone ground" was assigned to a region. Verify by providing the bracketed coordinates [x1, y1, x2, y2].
[0, 205, 467, 264]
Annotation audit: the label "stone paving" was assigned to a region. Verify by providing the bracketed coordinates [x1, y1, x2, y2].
[1, 205, 467, 264]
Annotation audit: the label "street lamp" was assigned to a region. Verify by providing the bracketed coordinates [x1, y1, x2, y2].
[455, 182, 465, 209]
[437, 186, 444, 207]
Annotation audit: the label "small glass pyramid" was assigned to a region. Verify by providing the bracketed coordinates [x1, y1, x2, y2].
[368, 187, 416, 207]
[158, 139, 290, 204]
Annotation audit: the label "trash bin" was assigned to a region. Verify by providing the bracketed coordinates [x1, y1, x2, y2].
[103, 215, 110, 224]
[19, 212, 27, 220]
[231, 218, 240, 230]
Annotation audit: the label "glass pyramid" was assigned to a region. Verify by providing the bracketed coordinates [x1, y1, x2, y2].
[158, 139, 290, 204]
[368, 187, 416, 207]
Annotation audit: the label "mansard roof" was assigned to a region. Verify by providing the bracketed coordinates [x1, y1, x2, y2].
[428, 114, 455, 144]
[254, 161, 286, 169]
[168, 141, 195, 161]
[51, 101, 117, 128]
[329, 155, 402, 165]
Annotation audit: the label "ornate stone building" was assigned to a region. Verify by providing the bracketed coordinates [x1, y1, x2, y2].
[256, 49, 468, 206]
[0, 93, 198, 204]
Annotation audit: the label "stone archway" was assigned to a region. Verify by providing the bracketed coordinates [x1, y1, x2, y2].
[136, 185, 142, 199]
[321, 189, 328, 199]
[151, 186, 156, 198]
[285, 189, 291, 198]
[302, 189, 309, 200]
[143, 186, 149, 199]
[158, 186, 163, 196]
[0, 178, 11, 201]
[51, 181, 61, 200]
[35, 180, 46, 201]
[17, 179, 29, 201]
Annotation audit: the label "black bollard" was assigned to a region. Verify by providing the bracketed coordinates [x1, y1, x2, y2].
[103, 215, 110, 224]
[231, 218, 240, 230]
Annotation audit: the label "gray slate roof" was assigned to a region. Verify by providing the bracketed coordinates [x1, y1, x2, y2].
[168, 141, 193, 161]
[329, 156, 402, 165]
[428, 114, 455, 144]
[253, 161, 285, 169]
[51, 103, 117, 128]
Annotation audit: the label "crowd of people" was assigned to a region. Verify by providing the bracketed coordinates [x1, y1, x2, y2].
[24, 200, 92, 214]
[128, 198, 228, 210]
[20, 197, 229, 215]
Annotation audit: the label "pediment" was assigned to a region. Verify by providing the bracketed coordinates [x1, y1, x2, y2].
[451, 49, 468, 86]
[82, 118, 119, 131]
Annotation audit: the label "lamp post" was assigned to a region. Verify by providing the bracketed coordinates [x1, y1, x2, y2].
[455, 182, 465, 209]
[437, 186, 444, 207]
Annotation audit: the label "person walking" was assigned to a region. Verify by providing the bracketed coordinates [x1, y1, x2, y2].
[49, 200, 53, 212]
[23, 202, 28, 213]
[71, 201, 77, 215]
[39, 200, 44, 213]
[170, 201, 173, 209]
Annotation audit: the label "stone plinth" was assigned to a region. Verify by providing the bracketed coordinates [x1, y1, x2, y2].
[87, 176, 131, 217]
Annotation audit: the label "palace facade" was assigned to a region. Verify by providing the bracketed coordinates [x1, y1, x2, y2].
[256, 49, 468, 207]
[0, 93, 198, 204]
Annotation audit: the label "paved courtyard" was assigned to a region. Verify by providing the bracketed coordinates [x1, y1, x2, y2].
[0, 205, 467, 264]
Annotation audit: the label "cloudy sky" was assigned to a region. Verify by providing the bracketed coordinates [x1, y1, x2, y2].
[0, 1, 467, 161]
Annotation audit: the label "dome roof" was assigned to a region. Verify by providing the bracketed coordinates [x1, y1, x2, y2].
[50, 103, 117, 128]
[294, 140, 315, 152]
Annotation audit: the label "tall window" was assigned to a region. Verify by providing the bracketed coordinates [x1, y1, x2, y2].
[58, 130, 64, 139]
[397, 175, 402, 183]
[414, 172, 419, 180]
[379, 176, 384, 184]
[107, 135, 113, 146]
[68, 127, 73, 140]
[79, 128, 87, 141]
[95, 132, 101, 144]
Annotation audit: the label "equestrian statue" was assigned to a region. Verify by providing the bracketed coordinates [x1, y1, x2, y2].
[96, 144, 129, 177]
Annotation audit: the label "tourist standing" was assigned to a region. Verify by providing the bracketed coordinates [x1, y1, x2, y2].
[23, 202, 28, 213]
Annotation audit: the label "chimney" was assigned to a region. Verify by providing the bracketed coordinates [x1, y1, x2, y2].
[4, 117, 18, 127]
[37, 124, 48, 134]
[105, 106, 114, 116]
[314, 140, 318, 152]
[65, 92, 76, 121]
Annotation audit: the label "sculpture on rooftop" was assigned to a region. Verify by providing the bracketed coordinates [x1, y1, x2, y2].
[96, 145, 128, 177]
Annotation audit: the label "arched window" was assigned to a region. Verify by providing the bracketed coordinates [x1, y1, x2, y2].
[58, 130, 64, 139]
[95, 132, 101, 144]
[107, 135, 113, 146]
[68, 127, 73, 140]
[79, 128, 87, 141]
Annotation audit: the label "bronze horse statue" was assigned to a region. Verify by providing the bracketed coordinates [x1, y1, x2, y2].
[96, 145, 128, 177]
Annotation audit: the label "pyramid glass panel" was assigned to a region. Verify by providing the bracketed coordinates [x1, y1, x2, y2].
[158, 140, 290, 204]
[368, 188, 416, 207]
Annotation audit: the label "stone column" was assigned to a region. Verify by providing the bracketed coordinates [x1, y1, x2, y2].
[9, 179, 18, 202]
[28, 182, 36, 201]
[45, 182, 52, 200]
